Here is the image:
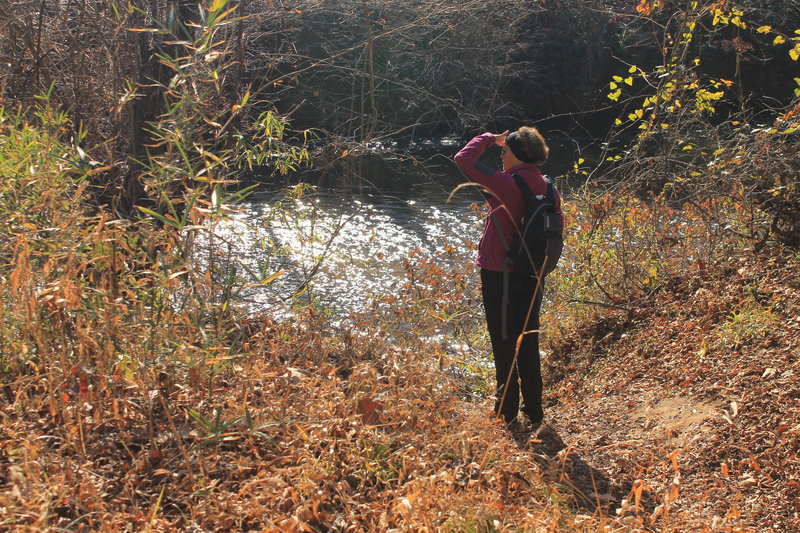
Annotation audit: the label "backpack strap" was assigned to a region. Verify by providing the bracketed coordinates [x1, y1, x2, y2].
[545, 176, 555, 203]
[514, 173, 554, 203]
[512, 173, 532, 200]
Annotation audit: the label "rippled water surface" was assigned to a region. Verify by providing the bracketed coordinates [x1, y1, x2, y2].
[211, 153, 484, 317]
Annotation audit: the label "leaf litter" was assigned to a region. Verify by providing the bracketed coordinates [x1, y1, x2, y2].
[2, 241, 799, 531]
[543, 248, 800, 531]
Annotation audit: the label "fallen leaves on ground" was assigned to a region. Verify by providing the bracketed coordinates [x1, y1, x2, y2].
[544, 247, 800, 531]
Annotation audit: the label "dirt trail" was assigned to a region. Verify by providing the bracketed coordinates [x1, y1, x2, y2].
[520, 253, 800, 530]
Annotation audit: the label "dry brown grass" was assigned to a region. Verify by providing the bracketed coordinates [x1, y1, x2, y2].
[2, 289, 611, 531]
[0, 110, 603, 531]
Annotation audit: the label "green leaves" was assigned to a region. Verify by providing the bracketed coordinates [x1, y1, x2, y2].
[0, 98, 80, 250]
[188, 406, 243, 447]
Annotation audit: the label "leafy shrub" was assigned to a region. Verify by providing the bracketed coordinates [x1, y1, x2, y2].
[0, 98, 84, 255]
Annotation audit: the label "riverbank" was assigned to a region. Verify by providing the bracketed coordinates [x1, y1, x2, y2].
[542, 246, 800, 530]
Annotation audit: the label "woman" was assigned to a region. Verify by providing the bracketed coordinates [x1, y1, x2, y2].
[454, 126, 562, 428]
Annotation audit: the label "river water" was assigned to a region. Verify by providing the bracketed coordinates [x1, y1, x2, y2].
[211, 138, 577, 319]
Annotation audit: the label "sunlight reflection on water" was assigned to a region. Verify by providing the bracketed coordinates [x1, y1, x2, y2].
[211, 186, 480, 318]
[210, 138, 577, 321]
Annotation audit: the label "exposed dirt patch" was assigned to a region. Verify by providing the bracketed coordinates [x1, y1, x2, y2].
[627, 396, 721, 448]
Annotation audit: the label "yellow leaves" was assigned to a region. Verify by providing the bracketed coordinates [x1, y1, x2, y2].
[682, 21, 697, 43]
[693, 89, 725, 114]
[628, 108, 645, 122]
[607, 67, 638, 103]
[756, 25, 772, 34]
[612, 75, 633, 86]
[209, 0, 227, 12]
[791, 43, 800, 61]
[712, 8, 746, 28]
[696, 340, 708, 360]
[774, 35, 786, 45]
[261, 269, 287, 285]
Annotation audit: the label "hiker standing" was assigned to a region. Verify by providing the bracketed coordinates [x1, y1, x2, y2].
[454, 127, 562, 427]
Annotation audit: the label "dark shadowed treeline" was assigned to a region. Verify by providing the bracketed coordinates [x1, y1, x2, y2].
[3, 1, 797, 145]
[239, 0, 800, 137]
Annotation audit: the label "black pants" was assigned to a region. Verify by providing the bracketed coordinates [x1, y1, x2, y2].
[481, 268, 544, 424]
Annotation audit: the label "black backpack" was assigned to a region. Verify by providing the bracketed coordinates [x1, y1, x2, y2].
[510, 173, 563, 277]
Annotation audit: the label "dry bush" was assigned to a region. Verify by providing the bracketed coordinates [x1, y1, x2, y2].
[1, 252, 604, 530]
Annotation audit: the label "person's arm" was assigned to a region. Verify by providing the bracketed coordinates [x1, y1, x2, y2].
[453, 131, 508, 187]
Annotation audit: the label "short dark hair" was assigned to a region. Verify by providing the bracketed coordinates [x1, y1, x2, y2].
[515, 126, 549, 165]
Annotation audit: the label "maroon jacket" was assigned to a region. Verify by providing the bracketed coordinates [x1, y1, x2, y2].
[454, 132, 562, 272]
